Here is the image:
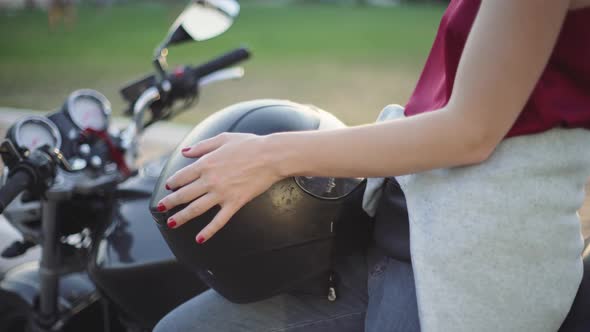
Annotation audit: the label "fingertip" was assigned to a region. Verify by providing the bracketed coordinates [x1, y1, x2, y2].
[157, 202, 167, 212]
[196, 234, 206, 244]
[182, 146, 203, 158]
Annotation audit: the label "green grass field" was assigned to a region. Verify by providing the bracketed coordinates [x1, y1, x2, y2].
[0, 3, 444, 124]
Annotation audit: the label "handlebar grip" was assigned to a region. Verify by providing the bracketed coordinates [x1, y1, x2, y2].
[190, 47, 251, 80]
[0, 169, 33, 214]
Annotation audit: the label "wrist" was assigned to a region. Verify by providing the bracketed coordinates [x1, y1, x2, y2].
[260, 132, 300, 179]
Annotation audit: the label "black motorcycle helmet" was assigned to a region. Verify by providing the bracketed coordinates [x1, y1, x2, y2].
[150, 99, 372, 303]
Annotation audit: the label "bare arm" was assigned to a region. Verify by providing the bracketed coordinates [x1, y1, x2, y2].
[269, 0, 570, 178]
[162, 0, 572, 242]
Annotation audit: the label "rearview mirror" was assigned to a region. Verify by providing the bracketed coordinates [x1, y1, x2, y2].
[165, 0, 240, 47]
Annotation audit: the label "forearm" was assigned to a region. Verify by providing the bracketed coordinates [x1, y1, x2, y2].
[266, 0, 570, 180]
[268, 107, 491, 179]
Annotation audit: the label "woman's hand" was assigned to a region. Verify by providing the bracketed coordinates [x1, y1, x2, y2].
[157, 133, 283, 244]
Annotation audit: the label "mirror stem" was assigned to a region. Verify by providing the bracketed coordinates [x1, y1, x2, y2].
[153, 57, 166, 82]
[153, 43, 169, 82]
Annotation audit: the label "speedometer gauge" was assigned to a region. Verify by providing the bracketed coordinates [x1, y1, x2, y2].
[13, 116, 62, 151]
[66, 89, 111, 131]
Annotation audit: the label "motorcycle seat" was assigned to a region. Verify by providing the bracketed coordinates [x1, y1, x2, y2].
[559, 237, 590, 331]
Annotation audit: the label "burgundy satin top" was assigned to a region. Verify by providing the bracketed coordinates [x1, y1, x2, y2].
[404, 0, 590, 138]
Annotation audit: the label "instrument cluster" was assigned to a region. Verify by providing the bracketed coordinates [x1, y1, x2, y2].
[5, 89, 114, 170]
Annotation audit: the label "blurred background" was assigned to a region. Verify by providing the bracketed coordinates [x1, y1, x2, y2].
[0, 0, 446, 125]
[2, 1, 590, 235]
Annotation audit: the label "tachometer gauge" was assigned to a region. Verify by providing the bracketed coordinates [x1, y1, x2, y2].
[66, 89, 111, 131]
[12, 116, 62, 151]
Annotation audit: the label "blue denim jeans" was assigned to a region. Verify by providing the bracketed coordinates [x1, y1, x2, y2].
[154, 248, 420, 332]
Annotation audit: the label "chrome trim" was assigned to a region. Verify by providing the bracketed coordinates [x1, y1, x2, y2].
[51, 147, 74, 171]
[294, 176, 364, 201]
[0, 165, 8, 186]
[120, 86, 161, 167]
[65, 89, 112, 131]
[133, 86, 161, 137]
[13, 115, 62, 151]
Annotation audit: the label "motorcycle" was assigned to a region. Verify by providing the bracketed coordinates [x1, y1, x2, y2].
[0, 0, 249, 331]
[1, 0, 590, 331]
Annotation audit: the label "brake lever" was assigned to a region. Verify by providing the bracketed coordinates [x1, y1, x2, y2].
[199, 67, 245, 88]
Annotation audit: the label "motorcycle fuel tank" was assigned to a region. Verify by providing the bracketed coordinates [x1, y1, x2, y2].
[87, 156, 207, 328]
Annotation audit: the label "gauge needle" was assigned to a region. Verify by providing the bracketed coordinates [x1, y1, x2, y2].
[31, 137, 39, 148]
[83, 112, 91, 125]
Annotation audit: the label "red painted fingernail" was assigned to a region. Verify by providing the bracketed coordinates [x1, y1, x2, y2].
[167, 219, 177, 229]
[165, 184, 171, 191]
[157, 203, 166, 212]
[181, 147, 191, 153]
[196, 235, 205, 244]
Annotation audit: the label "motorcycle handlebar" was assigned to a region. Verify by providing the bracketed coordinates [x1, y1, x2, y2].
[189, 47, 251, 81]
[0, 169, 33, 214]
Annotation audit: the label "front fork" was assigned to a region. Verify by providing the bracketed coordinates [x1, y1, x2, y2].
[29, 172, 118, 331]
[33, 199, 61, 331]
[29, 192, 70, 332]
